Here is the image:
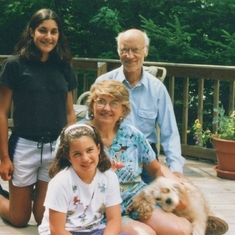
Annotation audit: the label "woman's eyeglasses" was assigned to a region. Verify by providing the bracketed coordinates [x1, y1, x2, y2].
[94, 99, 121, 109]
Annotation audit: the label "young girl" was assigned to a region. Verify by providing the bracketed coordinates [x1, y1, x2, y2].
[38, 124, 126, 235]
[0, 8, 77, 226]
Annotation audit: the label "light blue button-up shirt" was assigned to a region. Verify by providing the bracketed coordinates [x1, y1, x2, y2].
[96, 66, 185, 173]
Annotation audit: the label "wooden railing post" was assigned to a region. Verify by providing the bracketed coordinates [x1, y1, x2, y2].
[169, 76, 175, 104]
[97, 62, 107, 77]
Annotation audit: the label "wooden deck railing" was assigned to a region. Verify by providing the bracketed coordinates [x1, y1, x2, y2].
[1, 55, 235, 162]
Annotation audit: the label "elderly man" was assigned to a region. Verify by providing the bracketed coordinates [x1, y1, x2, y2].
[96, 28, 185, 183]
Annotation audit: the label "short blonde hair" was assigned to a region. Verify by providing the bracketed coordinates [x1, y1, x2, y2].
[87, 80, 131, 120]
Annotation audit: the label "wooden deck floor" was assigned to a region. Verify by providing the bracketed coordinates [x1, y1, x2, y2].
[0, 155, 234, 234]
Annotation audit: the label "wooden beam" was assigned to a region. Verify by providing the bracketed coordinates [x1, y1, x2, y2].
[181, 144, 216, 162]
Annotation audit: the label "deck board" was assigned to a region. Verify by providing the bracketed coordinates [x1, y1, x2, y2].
[0, 155, 234, 234]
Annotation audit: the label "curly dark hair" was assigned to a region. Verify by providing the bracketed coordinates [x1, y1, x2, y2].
[14, 8, 72, 64]
[49, 124, 111, 178]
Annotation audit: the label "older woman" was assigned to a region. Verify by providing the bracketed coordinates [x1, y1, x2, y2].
[78, 79, 192, 235]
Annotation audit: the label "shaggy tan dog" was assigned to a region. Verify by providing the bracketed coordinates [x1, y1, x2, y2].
[131, 177, 211, 235]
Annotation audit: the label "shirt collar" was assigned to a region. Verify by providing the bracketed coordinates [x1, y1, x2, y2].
[120, 65, 149, 89]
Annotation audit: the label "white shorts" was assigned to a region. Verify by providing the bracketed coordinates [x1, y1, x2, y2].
[11, 137, 56, 187]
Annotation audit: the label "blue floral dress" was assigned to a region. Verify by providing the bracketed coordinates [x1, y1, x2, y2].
[103, 124, 155, 217]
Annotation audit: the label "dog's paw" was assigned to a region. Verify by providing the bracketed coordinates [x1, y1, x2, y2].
[131, 190, 155, 219]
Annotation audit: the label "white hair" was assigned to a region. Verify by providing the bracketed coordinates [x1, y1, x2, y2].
[115, 29, 150, 54]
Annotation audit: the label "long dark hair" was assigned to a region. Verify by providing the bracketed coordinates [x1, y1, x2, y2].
[49, 124, 111, 178]
[14, 8, 72, 64]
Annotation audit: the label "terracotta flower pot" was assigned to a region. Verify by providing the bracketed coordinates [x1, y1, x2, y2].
[213, 166, 235, 180]
[213, 138, 235, 179]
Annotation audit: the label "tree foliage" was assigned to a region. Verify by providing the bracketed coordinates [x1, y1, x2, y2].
[0, 0, 234, 65]
[0, 0, 234, 142]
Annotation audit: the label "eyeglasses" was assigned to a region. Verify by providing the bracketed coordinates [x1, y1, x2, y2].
[94, 99, 121, 109]
[119, 45, 146, 55]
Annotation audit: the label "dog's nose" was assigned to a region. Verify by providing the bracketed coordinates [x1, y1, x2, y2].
[166, 198, 172, 204]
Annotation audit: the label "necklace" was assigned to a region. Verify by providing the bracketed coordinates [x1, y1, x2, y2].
[101, 133, 115, 148]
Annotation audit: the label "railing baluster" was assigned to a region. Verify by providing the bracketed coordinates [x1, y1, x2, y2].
[198, 78, 204, 125]
[182, 77, 189, 144]
[213, 80, 220, 133]
[229, 81, 235, 113]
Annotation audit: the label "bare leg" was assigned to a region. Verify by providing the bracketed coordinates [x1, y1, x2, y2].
[140, 208, 192, 235]
[121, 220, 156, 235]
[33, 180, 48, 225]
[0, 180, 33, 227]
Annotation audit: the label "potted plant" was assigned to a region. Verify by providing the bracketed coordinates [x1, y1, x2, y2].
[192, 106, 235, 180]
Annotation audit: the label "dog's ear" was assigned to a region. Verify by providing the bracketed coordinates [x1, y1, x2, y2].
[137, 189, 147, 198]
[173, 183, 186, 199]
[161, 188, 170, 194]
[132, 189, 150, 204]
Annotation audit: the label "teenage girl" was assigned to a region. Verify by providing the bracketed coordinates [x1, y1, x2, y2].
[0, 9, 77, 226]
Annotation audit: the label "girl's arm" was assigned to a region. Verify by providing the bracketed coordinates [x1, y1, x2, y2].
[0, 86, 14, 181]
[66, 91, 76, 125]
[49, 209, 72, 235]
[103, 204, 122, 235]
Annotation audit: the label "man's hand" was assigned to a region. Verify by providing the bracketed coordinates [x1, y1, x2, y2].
[173, 171, 194, 184]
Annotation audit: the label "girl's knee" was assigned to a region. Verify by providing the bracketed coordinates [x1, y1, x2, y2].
[9, 215, 30, 227]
